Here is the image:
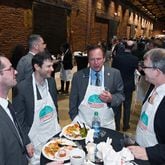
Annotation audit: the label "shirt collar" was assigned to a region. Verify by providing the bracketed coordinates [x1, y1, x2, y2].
[155, 83, 165, 96]
[29, 51, 36, 56]
[0, 97, 8, 110]
[90, 66, 104, 75]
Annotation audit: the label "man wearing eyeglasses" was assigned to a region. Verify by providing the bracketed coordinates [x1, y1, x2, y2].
[0, 55, 32, 165]
[16, 34, 46, 82]
[128, 48, 165, 165]
[69, 45, 124, 129]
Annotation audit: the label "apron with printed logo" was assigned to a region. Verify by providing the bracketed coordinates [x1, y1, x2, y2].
[136, 97, 158, 147]
[28, 74, 61, 165]
[73, 70, 115, 130]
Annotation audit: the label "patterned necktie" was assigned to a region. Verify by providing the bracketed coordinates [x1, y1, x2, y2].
[148, 90, 157, 104]
[95, 72, 100, 86]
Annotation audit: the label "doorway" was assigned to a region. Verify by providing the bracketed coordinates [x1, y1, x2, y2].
[32, 1, 68, 54]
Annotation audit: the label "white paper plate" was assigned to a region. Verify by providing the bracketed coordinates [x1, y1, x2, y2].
[62, 123, 90, 141]
[42, 138, 77, 161]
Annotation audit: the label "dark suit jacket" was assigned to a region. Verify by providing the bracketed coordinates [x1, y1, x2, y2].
[112, 51, 138, 91]
[0, 105, 28, 165]
[12, 76, 58, 144]
[63, 50, 73, 70]
[69, 66, 125, 120]
[142, 85, 165, 165]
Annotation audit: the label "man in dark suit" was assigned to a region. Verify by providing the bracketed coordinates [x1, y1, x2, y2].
[13, 52, 61, 164]
[112, 40, 139, 131]
[0, 55, 30, 165]
[128, 48, 165, 165]
[69, 45, 125, 129]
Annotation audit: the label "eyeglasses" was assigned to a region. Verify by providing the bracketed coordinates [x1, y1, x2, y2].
[138, 61, 157, 69]
[1, 66, 14, 72]
[141, 66, 157, 69]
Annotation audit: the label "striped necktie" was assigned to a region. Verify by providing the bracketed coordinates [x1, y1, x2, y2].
[95, 72, 100, 86]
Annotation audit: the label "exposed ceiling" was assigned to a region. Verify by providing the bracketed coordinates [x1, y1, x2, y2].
[122, 0, 165, 23]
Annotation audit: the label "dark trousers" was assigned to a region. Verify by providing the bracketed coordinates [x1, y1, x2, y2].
[115, 90, 133, 130]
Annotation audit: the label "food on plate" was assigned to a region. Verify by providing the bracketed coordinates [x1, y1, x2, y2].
[43, 139, 76, 159]
[57, 149, 67, 157]
[64, 123, 89, 139]
[44, 141, 60, 158]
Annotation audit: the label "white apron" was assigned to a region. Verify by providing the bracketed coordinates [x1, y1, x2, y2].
[28, 74, 61, 165]
[60, 64, 72, 81]
[136, 92, 158, 147]
[73, 69, 115, 130]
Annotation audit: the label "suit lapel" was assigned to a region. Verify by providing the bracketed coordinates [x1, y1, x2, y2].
[28, 76, 35, 115]
[82, 68, 90, 94]
[104, 66, 111, 88]
[0, 106, 24, 149]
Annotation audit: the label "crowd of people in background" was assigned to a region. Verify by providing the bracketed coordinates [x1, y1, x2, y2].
[0, 34, 165, 165]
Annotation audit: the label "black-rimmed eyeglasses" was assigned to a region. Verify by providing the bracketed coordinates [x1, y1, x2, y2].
[1, 66, 14, 72]
[141, 66, 157, 69]
[138, 61, 158, 70]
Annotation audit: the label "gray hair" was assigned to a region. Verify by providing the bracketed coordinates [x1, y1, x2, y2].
[144, 48, 165, 74]
[28, 34, 42, 49]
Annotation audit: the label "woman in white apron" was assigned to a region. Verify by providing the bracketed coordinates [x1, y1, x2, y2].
[59, 43, 73, 94]
[28, 74, 61, 165]
[73, 67, 116, 130]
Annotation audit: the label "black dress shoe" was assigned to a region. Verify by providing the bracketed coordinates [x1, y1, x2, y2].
[116, 127, 120, 131]
[57, 89, 64, 94]
[123, 125, 130, 132]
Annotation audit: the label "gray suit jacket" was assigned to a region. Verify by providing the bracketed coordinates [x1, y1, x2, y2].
[0, 106, 28, 165]
[69, 66, 125, 120]
[16, 52, 34, 82]
[12, 76, 58, 144]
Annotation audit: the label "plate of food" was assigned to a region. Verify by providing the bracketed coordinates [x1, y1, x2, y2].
[62, 123, 90, 140]
[42, 138, 77, 161]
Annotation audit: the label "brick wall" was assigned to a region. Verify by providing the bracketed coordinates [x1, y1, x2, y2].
[0, 0, 32, 58]
[70, 0, 88, 51]
[0, 0, 163, 57]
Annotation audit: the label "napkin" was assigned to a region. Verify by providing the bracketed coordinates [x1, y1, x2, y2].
[85, 129, 94, 144]
[96, 138, 134, 165]
[119, 147, 134, 162]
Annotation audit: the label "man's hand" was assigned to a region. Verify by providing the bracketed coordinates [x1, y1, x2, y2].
[128, 146, 148, 160]
[26, 143, 34, 158]
[99, 90, 112, 103]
